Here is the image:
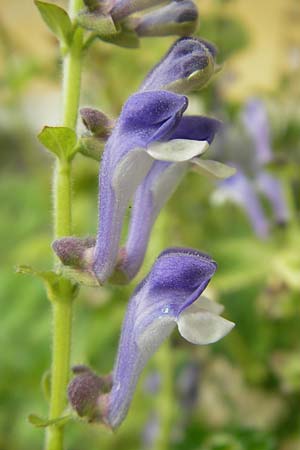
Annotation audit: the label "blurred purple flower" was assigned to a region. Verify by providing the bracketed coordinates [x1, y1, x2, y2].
[214, 99, 289, 238]
[103, 248, 234, 428]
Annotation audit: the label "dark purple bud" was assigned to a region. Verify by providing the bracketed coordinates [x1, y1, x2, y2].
[134, 0, 198, 37]
[52, 237, 95, 269]
[110, 0, 166, 22]
[140, 37, 219, 94]
[80, 107, 114, 137]
[68, 366, 112, 420]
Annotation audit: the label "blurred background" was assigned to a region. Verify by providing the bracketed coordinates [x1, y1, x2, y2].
[1, 0, 300, 449]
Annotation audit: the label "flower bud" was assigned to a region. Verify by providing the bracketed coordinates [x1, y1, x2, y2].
[52, 237, 95, 269]
[140, 37, 219, 94]
[134, 0, 198, 37]
[80, 107, 114, 137]
[110, 0, 166, 22]
[68, 366, 112, 421]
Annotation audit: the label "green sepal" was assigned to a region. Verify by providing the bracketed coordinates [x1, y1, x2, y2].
[38, 126, 78, 161]
[99, 25, 140, 48]
[28, 413, 72, 428]
[61, 266, 100, 287]
[77, 10, 117, 35]
[78, 136, 105, 161]
[35, 1, 73, 47]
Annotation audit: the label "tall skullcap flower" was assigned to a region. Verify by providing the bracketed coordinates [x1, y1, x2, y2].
[53, 37, 233, 284]
[213, 99, 289, 238]
[68, 248, 234, 428]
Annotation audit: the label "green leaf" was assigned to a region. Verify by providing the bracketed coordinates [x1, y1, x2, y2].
[16, 265, 79, 302]
[38, 126, 78, 160]
[35, 1, 73, 46]
[28, 413, 71, 428]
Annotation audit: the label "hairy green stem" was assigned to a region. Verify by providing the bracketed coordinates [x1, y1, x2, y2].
[45, 1, 83, 449]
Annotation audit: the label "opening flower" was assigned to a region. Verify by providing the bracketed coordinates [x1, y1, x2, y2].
[53, 38, 233, 285]
[68, 248, 234, 428]
[213, 99, 289, 238]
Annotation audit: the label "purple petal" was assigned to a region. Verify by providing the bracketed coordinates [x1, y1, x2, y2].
[107, 248, 216, 428]
[256, 172, 289, 225]
[119, 161, 187, 280]
[93, 90, 188, 284]
[242, 98, 273, 165]
[169, 115, 222, 144]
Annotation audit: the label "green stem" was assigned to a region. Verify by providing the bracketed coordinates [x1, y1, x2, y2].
[62, 25, 83, 129]
[46, 297, 73, 450]
[45, 1, 83, 449]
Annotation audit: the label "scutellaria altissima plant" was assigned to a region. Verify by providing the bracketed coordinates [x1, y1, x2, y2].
[24, 0, 236, 448]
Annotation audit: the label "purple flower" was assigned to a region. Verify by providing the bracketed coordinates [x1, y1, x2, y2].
[92, 90, 189, 284]
[213, 171, 269, 238]
[92, 38, 226, 284]
[213, 99, 289, 238]
[102, 248, 234, 428]
[53, 38, 232, 284]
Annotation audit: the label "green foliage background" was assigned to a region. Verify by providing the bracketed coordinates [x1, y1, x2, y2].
[1, 2, 300, 449]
